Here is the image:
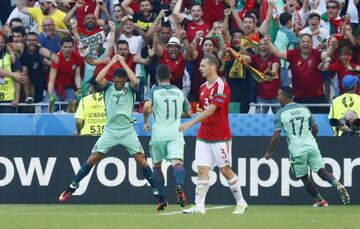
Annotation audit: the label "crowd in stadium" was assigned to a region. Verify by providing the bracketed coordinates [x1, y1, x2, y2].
[0, 0, 359, 114]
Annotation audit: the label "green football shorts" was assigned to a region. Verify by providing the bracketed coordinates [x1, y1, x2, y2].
[150, 138, 185, 163]
[290, 148, 325, 178]
[92, 127, 144, 155]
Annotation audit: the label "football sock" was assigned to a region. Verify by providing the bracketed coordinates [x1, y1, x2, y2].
[317, 169, 340, 188]
[304, 179, 323, 201]
[195, 180, 209, 210]
[153, 167, 165, 201]
[227, 175, 245, 205]
[173, 163, 185, 186]
[72, 162, 92, 188]
[141, 165, 156, 189]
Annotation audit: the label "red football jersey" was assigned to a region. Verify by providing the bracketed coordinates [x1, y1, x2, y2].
[159, 50, 186, 89]
[197, 77, 231, 141]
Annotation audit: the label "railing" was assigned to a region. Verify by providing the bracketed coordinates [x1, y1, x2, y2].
[0, 102, 332, 113]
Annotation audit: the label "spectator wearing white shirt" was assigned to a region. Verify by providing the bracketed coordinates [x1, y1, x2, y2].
[300, 12, 330, 50]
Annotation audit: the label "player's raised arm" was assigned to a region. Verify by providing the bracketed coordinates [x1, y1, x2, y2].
[96, 54, 120, 87]
[118, 55, 139, 89]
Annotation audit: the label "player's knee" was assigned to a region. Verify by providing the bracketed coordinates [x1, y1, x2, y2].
[171, 159, 183, 167]
[87, 153, 103, 166]
[219, 166, 234, 179]
[134, 153, 147, 167]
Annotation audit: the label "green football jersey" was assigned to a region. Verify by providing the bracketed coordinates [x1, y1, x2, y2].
[103, 82, 136, 129]
[145, 84, 190, 141]
[274, 102, 319, 157]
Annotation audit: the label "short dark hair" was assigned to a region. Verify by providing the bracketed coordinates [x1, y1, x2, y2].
[113, 68, 127, 78]
[300, 33, 312, 40]
[308, 12, 320, 20]
[202, 53, 220, 69]
[89, 77, 103, 92]
[243, 13, 256, 23]
[191, 3, 203, 10]
[280, 86, 294, 99]
[61, 36, 74, 45]
[12, 26, 26, 37]
[10, 17, 22, 27]
[117, 39, 129, 47]
[26, 32, 38, 38]
[156, 64, 171, 82]
[279, 12, 292, 26]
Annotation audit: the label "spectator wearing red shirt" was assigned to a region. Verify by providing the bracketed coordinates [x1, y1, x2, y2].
[318, 47, 360, 95]
[173, 0, 210, 43]
[156, 36, 194, 90]
[269, 34, 336, 113]
[243, 38, 280, 114]
[93, 40, 155, 81]
[47, 36, 83, 103]
[203, 0, 226, 26]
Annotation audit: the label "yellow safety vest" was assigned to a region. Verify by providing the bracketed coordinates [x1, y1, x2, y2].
[0, 52, 16, 101]
[75, 92, 106, 136]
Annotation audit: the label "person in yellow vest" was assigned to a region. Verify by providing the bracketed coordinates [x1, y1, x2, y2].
[328, 75, 360, 136]
[74, 77, 106, 136]
[0, 34, 25, 113]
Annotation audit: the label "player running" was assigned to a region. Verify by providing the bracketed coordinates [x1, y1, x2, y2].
[265, 86, 350, 206]
[179, 54, 248, 214]
[143, 64, 192, 211]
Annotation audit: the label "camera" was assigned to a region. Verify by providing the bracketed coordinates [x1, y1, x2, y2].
[329, 117, 360, 136]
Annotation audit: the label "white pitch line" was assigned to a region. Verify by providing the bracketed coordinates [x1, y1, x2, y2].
[160, 205, 231, 216]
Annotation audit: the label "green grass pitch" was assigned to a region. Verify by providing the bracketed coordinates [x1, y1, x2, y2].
[0, 205, 358, 229]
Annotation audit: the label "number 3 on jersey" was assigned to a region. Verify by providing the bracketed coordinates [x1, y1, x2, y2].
[203, 98, 210, 109]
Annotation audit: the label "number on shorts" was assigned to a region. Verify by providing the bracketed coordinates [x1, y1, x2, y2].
[220, 148, 227, 159]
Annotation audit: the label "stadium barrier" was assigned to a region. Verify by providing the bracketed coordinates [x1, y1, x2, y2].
[0, 136, 358, 204]
[0, 113, 334, 136]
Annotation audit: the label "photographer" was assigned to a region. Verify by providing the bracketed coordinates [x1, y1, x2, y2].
[329, 75, 360, 136]
[329, 110, 360, 136]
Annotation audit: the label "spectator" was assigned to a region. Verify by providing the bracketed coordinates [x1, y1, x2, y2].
[241, 37, 281, 114]
[329, 75, 360, 136]
[0, 34, 24, 113]
[274, 11, 300, 86]
[122, 0, 156, 31]
[281, 0, 309, 33]
[5, 0, 38, 34]
[173, 0, 210, 43]
[300, 12, 329, 50]
[156, 35, 194, 90]
[20, 32, 55, 103]
[39, 18, 61, 53]
[46, 36, 83, 110]
[318, 46, 360, 95]
[17, 0, 69, 35]
[74, 77, 106, 136]
[269, 34, 336, 113]
[321, 0, 343, 35]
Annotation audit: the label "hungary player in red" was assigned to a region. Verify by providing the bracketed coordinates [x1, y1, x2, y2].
[179, 54, 248, 214]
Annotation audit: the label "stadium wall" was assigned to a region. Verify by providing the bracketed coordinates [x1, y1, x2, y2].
[0, 113, 333, 136]
[0, 136, 358, 205]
